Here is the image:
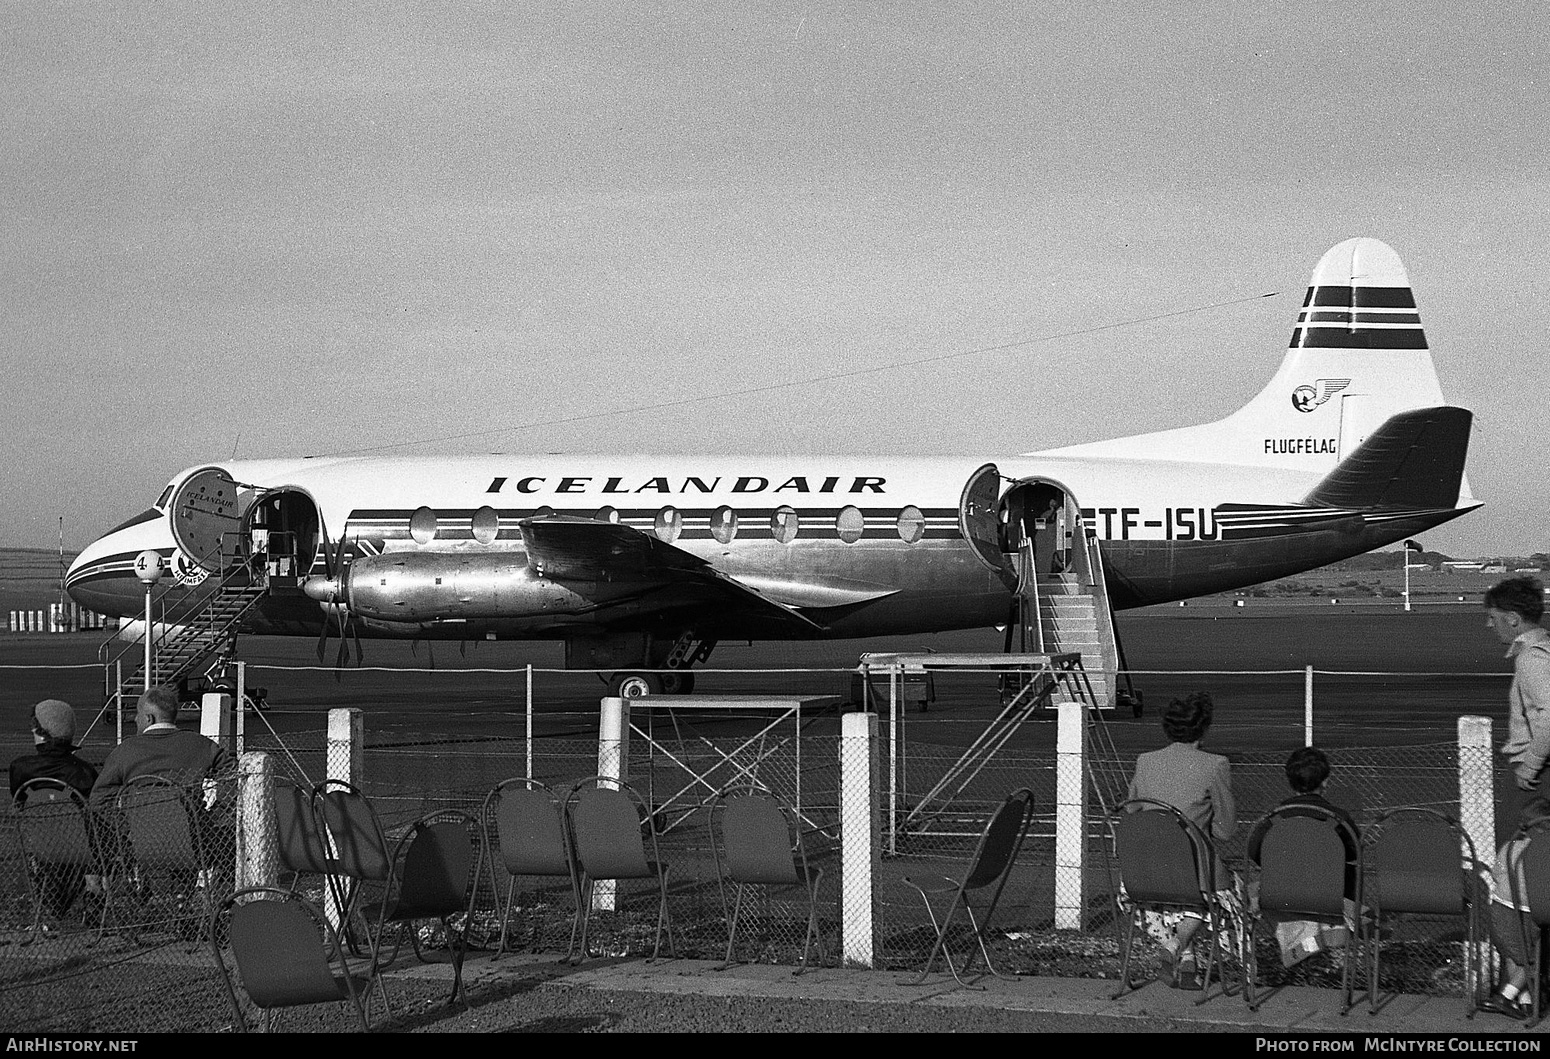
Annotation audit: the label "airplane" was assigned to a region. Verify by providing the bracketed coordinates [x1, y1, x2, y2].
[66, 237, 1477, 700]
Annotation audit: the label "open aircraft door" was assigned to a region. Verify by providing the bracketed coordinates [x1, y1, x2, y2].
[169, 467, 245, 572]
[959, 463, 1014, 586]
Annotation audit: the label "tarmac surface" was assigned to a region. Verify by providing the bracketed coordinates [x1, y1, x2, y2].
[372, 948, 1544, 1036]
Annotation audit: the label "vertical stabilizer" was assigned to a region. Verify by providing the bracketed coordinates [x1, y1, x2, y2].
[1032, 238, 1449, 473]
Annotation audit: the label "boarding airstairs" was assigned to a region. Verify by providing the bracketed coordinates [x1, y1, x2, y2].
[1007, 526, 1121, 710]
[873, 522, 1130, 838]
[101, 561, 268, 714]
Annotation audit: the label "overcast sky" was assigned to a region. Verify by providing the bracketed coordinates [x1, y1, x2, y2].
[3, 2, 1544, 556]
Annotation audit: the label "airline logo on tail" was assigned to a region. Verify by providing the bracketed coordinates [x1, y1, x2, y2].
[1291, 379, 1351, 412]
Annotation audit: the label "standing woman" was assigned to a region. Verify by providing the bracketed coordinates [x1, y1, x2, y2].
[1126, 690, 1238, 988]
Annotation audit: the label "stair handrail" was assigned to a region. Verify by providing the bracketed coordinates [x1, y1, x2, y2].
[1083, 527, 1121, 705]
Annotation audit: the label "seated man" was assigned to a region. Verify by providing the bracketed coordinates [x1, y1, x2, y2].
[1246, 745, 1360, 966]
[91, 685, 235, 880]
[10, 699, 97, 803]
[90, 685, 231, 801]
[9, 699, 100, 915]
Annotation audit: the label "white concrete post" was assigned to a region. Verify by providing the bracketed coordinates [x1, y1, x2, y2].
[593, 696, 630, 911]
[1458, 714, 1495, 995]
[1304, 666, 1314, 747]
[840, 710, 879, 967]
[327, 708, 364, 787]
[1055, 700, 1088, 930]
[237, 751, 277, 890]
[325, 708, 363, 929]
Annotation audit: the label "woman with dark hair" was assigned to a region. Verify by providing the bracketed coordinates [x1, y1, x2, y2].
[1125, 690, 1238, 988]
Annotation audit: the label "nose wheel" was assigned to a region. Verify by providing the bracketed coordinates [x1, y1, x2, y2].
[606, 671, 697, 699]
[609, 672, 662, 700]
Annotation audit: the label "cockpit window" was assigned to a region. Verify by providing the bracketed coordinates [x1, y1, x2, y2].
[154, 485, 175, 510]
[105, 508, 164, 536]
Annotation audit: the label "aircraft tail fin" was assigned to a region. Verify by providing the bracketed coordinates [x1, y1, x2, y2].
[1031, 238, 1453, 477]
[1300, 406, 1473, 510]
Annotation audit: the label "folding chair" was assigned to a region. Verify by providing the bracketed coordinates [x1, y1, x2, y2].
[1363, 807, 1480, 1018]
[314, 779, 392, 947]
[1111, 797, 1236, 1003]
[565, 777, 675, 963]
[273, 775, 333, 897]
[904, 787, 1034, 988]
[707, 785, 825, 973]
[480, 778, 579, 959]
[14, 778, 109, 944]
[361, 808, 479, 1016]
[117, 775, 213, 948]
[211, 886, 372, 1032]
[1245, 803, 1363, 1014]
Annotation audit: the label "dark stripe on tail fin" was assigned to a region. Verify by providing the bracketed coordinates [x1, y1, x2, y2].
[1304, 286, 1417, 309]
[1294, 282, 1426, 348]
[1290, 327, 1429, 349]
[1301, 407, 1472, 510]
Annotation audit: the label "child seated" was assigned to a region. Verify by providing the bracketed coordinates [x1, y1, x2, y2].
[1245, 746, 1360, 967]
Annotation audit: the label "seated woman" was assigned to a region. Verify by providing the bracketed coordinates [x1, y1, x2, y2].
[1126, 690, 1238, 989]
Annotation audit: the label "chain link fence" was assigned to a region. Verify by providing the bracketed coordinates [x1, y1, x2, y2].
[0, 660, 1522, 1030]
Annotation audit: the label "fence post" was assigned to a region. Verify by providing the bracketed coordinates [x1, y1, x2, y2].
[1304, 666, 1314, 746]
[327, 708, 363, 787]
[1055, 700, 1087, 930]
[840, 710, 878, 967]
[237, 750, 277, 890]
[594, 696, 630, 911]
[1458, 714, 1495, 998]
[324, 708, 363, 931]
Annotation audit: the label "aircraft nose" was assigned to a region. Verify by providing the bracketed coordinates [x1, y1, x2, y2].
[65, 508, 173, 619]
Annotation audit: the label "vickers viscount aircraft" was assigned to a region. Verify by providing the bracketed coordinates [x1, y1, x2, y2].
[67, 238, 1477, 698]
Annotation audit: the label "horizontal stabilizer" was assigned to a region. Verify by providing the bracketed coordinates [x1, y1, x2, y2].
[1301, 406, 1472, 510]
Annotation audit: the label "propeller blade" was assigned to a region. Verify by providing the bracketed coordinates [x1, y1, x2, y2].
[349, 615, 365, 667]
[316, 615, 331, 664]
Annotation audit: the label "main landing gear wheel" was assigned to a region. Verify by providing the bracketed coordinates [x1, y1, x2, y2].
[660, 672, 695, 695]
[609, 672, 662, 700]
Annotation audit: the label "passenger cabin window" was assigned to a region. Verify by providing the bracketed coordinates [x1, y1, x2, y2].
[711, 505, 737, 544]
[471, 506, 499, 545]
[836, 505, 865, 544]
[771, 505, 799, 544]
[410, 506, 438, 545]
[654, 506, 683, 543]
[595, 506, 619, 524]
[897, 506, 925, 544]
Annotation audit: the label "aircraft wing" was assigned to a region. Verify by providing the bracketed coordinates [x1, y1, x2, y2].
[517, 516, 830, 632]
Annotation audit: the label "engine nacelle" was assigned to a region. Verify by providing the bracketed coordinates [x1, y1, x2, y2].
[342, 552, 605, 622]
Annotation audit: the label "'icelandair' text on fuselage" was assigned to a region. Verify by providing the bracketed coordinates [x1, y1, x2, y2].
[1264, 438, 1338, 455]
[484, 476, 888, 495]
